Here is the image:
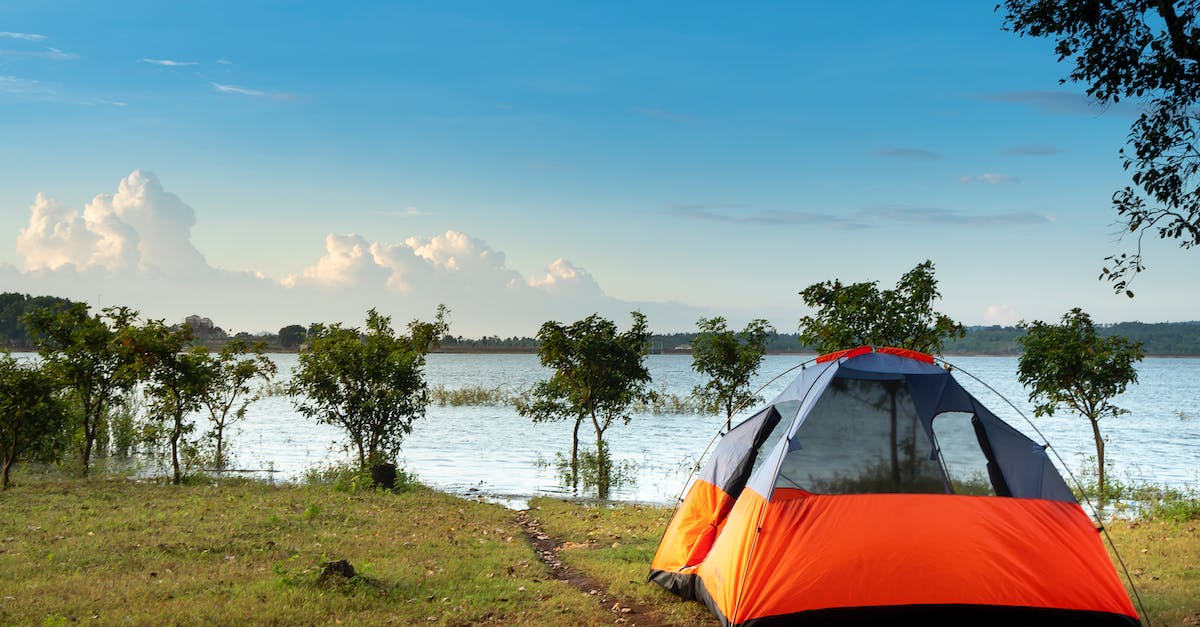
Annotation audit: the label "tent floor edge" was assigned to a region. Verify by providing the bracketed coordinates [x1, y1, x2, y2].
[735, 603, 1141, 627]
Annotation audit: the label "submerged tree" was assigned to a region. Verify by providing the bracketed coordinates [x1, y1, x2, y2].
[1001, 1, 1200, 293]
[196, 340, 276, 470]
[798, 260, 964, 354]
[691, 317, 774, 431]
[1017, 308, 1143, 502]
[0, 353, 68, 489]
[24, 303, 145, 476]
[290, 306, 448, 476]
[517, 312, 653, 498]
[140, 322, 214, 485]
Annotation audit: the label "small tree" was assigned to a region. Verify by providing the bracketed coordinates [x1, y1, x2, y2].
[1017, 308, 1144, 502]
[798, 260, 964, 354]
[0, 352, 68, 488]
[516, 312, 653, 498]
[278, 324, 307, 350]
[290, 306, 448, 475]
[197, 340, 276, 470]
[140, 321, 213, 485]
[798, 261, 964, 488]
[24, 303, 145, 475]
[691, 317, 774, 431]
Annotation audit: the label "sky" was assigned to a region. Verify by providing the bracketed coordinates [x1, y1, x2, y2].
[2, 1, 1197, 337]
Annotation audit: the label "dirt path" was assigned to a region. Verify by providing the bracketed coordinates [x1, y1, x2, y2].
[514, 510, 670, 627]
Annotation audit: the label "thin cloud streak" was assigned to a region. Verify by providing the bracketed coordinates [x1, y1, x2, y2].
[875, 147, 942, 160]
[978, 90, 1139, 116]
[142, 58, 199, 67]
[0, 32, 47, 41]
[211, 81, 296, 100]
[0, 47, 78, 60]
[668, 203, 1052, 228]
[959, 173, 1020, 185]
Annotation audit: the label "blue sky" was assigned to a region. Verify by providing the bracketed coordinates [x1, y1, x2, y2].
[2, 2, 1196, 336]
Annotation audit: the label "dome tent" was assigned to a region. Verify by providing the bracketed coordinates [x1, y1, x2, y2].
[649, 346, 1139, 626]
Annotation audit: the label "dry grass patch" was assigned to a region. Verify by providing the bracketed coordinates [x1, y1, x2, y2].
[1105, 518, 1200, 625]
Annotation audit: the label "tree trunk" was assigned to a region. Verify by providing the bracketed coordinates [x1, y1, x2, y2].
[592, 414, 609, 500]
[1, 453, 13, 489]
[570, 415, 583, 491]
[170, 415, 182, 485]
[1091, 417, 1106, 503]
[214, 429, 226, 470]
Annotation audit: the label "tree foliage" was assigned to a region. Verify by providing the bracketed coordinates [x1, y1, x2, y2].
[516, 312, 653, 498]
[278, 324, 307, 350]
[0, 353, 68, 488]
[1017, 308, 1144, 501]
[1001, 0, 1200, 293]
[139, 321, 215, 485]
[691, 317, 774, 431]
[197, 340, 276, 470]
[24, 303, 145, 476]
[0, 292, 77, 349]
[289, 306, 448, 473]
[798, 260, 964, 354]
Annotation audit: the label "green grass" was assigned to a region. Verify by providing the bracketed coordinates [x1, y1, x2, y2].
[1105, 518, 1200, 625]
[528, 497, 716, 626]
[1, 473, 1195, 626]
[0, 477, 610, 625]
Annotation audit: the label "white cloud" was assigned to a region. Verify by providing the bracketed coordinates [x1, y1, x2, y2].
[17, 170, 208, 277]
[528, 258, 604, 298]
[211, 81, 296, 100]
[0, 75, 45, 95]
[959, 173, 1020, 185]
[0, 32, 46, 41]
[282, 234, 390, 288]
[10, 172, 706, 336]
[984, 304, 1020, 326]
[142, 58, 198, 67]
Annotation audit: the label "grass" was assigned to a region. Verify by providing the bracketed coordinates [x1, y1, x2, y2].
[1, 471, 1195, 626]
[1105, 518, 1200, 625]
[0, 477, 609, 625]
[528, 497, 716, 626]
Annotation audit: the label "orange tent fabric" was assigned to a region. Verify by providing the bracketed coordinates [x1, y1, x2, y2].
[650, 347, 1140, 626]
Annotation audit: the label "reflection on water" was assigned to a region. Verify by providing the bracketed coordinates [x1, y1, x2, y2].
[221, 353, 1199, 507]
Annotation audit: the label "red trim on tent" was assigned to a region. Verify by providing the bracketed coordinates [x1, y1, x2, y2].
[815, 346, 872, 363]
[815, 346, 934, 364]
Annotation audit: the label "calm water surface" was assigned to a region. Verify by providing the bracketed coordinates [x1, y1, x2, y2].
[225, 353, 1199, 507]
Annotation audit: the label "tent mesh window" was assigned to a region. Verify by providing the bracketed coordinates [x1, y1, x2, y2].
[931, 411, 998, 496]
[774, 377, 947, 494]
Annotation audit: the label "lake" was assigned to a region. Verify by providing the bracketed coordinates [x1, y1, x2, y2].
[218, 353, 1199, 508]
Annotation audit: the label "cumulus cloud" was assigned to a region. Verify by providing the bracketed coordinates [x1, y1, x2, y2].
[528, 259, 605, 298]
[282, 234, 390, 288]
[10, 172, 706, 336]
[17, 170, 208, 277]
[984, 304, 1020, 326]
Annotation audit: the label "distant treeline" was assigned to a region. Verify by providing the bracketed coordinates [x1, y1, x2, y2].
[4, 292, 1200, 356]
